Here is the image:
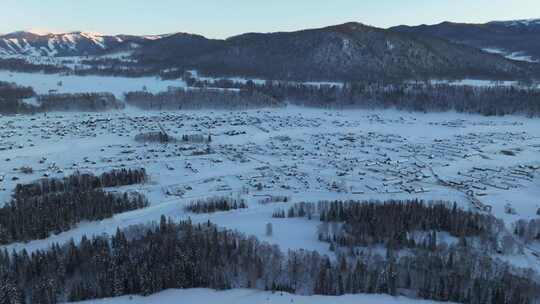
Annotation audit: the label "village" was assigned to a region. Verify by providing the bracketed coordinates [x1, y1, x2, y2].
[0, 108, 538, 229]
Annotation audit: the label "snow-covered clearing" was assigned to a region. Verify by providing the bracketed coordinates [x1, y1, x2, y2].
[418, 78, 533, 87]
[0, 70, 185, 97]
[483, 47, 539, 63]
[74, 288, 450, 304]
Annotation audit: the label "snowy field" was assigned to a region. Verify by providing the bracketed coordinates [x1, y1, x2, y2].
[0, 70, 186, 97]
[413, 78, 539, 88]
[0, 105, 539, 302]
[76, 288, 451, 304]
[0, 107, 539, 247]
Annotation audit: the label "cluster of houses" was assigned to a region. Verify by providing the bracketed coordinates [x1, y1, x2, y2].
[0, 110, 538, 216]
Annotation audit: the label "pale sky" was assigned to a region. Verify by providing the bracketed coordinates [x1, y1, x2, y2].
[2, 0, 538, 38]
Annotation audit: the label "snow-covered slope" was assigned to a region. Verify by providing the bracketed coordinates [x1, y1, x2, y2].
[0, 31, 148, 57]
[391, 18, 540, 63]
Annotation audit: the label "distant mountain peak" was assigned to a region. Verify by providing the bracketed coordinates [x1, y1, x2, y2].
[489, 18, 540, 27]
[68, 31, 104, 37]
[0, 31, 149, 57]
[2, 30, 42, 39]
[325, 22, 372, 32]
[143, 33, 176, 40]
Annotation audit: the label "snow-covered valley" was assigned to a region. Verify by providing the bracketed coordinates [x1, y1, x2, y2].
[3, 2, 540, 301]
[0, 100, 539, 302]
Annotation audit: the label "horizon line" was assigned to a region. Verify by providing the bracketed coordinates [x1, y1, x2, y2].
[2, 17, 538, 39]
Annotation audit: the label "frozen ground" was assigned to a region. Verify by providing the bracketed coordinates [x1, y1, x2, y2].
[75, 288, 450, 304]
[0, 105, 539, 302]
[0, 70, 186, 97]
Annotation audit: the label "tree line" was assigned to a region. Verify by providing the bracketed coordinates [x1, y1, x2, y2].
[0, 217, 537, 304]
[0, 59, 68, 74]
[0, 190, 147, 245]
[185, 197, 247, 214]
[37, 93, 123, 112]
[124, 88, 283, 110]
[3, 73, 540, 116]
[0, 87, 123, 114]
[0, 169, 149, 244]
[0, 81, 35, 100]
[322, 200, 503, 252]
[254, 81, 540, 117]
[14, 168, 147, 199]
[514, 218, 540, 244]
[181, 74, 540, 117]
[0, 81, 36, 114]
[0, 58, 158, 78]
[276, 199, 505, 252]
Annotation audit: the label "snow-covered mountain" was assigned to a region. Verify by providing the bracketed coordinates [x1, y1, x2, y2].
[1, 21, 539, 81]
[488, 18, 540, 29]
[391, 18, 540, 63]
[133, 22, 533, 82]
[0, 31, 150, 57]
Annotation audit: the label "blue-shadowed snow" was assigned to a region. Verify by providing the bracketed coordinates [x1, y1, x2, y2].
[73, 288, 452, 304]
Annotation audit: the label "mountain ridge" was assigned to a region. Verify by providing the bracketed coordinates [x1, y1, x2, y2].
[0, 20, 539, 82]
[0, 31, 151, 57]
[133, 21, 537, 81]
[390, 19, 540, 63]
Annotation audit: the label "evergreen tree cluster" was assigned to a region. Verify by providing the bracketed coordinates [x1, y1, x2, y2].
[0, 81, 35, 100]
[75, 59, 157, 78]
[272, 209, 286, 218]
[0, 83, 125, 114]
[311, 248, 538, 303]
[0, 58, 159, 79]
[253, 81, 540, 117]
[0, 169, 148, 244]
[184, 76, 248, 89]
[124, 88, 282, 110]
[283, 200, 502, 251]
[0, 81, 36, 114]
[37, 93, 123, 112]
[177, 78, 540, 117]
[14, 168, 147, 199]
[258, 195, 289, 205]
[0, 190, 148, 245]
[0, 218, 537, 304]
[284, 202, 316, 219]
[4, 75, 539, 116]
[514, 218, 540, 244]
[185, 197, 247, 214]
[0, 58, 68, 75]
